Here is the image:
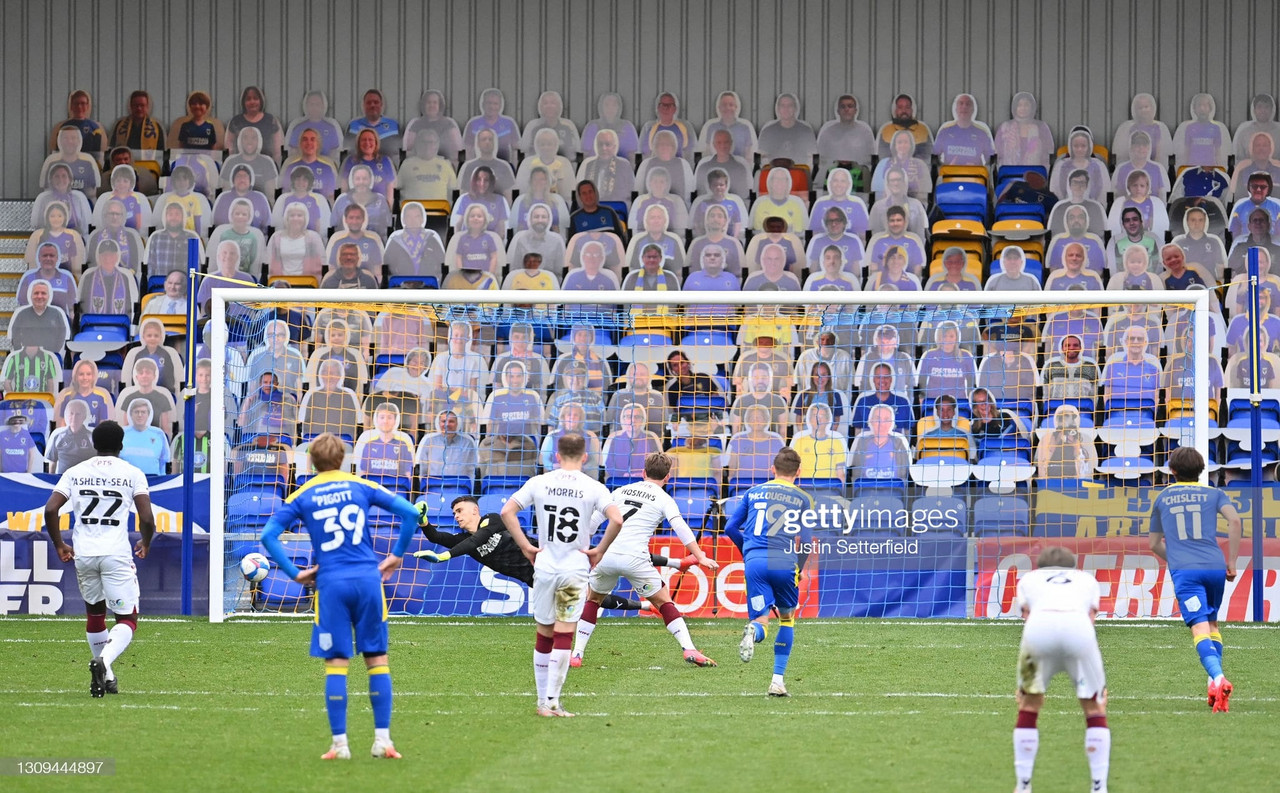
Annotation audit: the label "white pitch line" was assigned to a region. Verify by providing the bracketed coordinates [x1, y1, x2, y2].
[3, 688, 1274, 704]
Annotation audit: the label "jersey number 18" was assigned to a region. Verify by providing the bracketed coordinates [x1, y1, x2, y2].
[543, 505, 581, 542]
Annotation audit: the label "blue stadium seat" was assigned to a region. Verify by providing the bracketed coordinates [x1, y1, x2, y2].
[911, 495, 968, 536]
[934, 182, 989, 223]
[227, 488, 284, 533]
[728, 476, 767, 495]
[481, 475, 526, 497]
[373, 354, 406, 380]
[388, 275, 438, 289]
[845, 494, 906, 537]
[477, 493, 531, 530]
[416, 491, 452, 524]
[799, 477, 848, 496]
[670, 480, 717, 530]
[973, 496, 1029, 536]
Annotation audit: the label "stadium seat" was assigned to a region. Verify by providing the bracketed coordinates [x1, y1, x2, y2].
[477, 493, 531, 530]
[934, 182, 989, 223]
[388, 275, 438, 289]
[1097, 456, 1157, 482]
[938, 164, 990, 187]
[670, 479, 717, 530]
[481, 475, 526, 497]
[911, 495, 968, 536]
[909, 458, 972, 489]
[916, 435, 970, 461]
[844, 494, 906, 537]
[679, 330, 737, 369]
[227, 487, 284, 533]
[972, 496, 1029, 536]
[273, 275, 319, 289]
[728, 476, 768, 495]
[416, 491, 452, 524]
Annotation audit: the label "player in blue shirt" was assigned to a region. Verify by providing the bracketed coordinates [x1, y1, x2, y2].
[723, 447, 814, 697]
[1148, 447, 1242, 712]
[260, 433, 421, 758]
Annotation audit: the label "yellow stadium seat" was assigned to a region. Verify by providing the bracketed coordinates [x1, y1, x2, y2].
[938, 164, 990, 186]
[931, 218, 987, 238]
[275, 275, 318, 289]
[916, 434, 972, 461]
[1053, 143, 1110, 161]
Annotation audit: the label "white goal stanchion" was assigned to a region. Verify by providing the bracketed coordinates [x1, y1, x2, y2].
[208, 289, 1211, 622]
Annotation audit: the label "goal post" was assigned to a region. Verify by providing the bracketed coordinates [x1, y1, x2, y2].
[208, 288, 1213, 622]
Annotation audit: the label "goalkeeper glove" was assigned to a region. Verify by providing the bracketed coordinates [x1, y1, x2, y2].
[415, 501, 430, 525]
[413, 550, 451, 563]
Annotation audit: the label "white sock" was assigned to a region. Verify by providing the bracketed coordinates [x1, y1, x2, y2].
[86, 630, 109, 659]
[332, 732, 348, 746]
[546, 648, 570, 701]
[374, 728, 390, 743]
[1013, 728, 1039, 790]
[100, 623, 134, 679]
[1085, 727, 1110, 789]
[771, 673, 785, 687]
[663, 557, 682, 569]
[533, 650, 550, 705]
[572, 620, 596, 658]
[665, 617, 695, 651]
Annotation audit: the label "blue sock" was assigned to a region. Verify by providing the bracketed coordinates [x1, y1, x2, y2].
[773, 624, 794, 676]
[325, 667, 348, 736]
[368, 665, 393, 730]
[751, 622, 766, 643]
[1210, 631, 1224, 661]
[1196, 636, 1224, 680]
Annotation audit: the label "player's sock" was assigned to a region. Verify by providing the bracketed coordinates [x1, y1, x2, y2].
[1013, 710, 1039, 791]
[546, 631, 573, 702]
[1195, 634, 1224, 681]
[599, 594, 643, 610]
[572, 601, 600, 658]
[325, 666, 348, 738]
[1085, 716, 1110, 790]
[85, 613, 108, 659]
[534, 633, 553, 705]
[367, 664, 392, 734]
[658, 602, 694, 651]
[99, 618, 135, 680]
[752, 621, 766, 643]
[1210, 630, 1224, 662]
[772, 618, 794, 677]
[651, 553, 681, 570]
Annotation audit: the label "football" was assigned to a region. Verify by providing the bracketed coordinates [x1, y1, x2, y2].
[240, 553, 271, 583]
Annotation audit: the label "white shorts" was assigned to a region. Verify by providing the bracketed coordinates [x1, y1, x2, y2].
[589, 553, 665, 599]
[1017, 614, 1106, 699]
[75, 555, 139, 615]
[530, 569, 589, 626]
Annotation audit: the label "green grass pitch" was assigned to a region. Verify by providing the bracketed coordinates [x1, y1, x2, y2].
[1, 617, 1276, 792]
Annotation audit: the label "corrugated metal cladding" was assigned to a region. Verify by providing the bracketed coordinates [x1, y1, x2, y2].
[3, 0, 1277, 196]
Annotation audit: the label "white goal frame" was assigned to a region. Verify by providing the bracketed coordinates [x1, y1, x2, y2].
[207, 288, 1211, 622]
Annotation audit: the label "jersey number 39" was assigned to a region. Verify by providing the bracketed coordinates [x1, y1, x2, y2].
[315, 504, 367, 551]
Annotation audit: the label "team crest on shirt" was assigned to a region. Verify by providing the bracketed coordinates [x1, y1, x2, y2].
[318, 633, 333, 651]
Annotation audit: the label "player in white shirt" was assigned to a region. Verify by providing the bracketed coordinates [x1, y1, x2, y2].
[42, 421, 155, 698]
[501, 432, 623, 718]
[1011, 546, 1110, 793]
[570, 451, 718, 668]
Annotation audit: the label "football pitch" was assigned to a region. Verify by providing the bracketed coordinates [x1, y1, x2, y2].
[1, 617, 1276, 792]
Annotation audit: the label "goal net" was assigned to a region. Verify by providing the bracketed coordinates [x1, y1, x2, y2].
[207, 288, 1214, 622]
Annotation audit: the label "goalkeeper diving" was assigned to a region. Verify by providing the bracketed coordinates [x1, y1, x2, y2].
[414, 496, 700, 612]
